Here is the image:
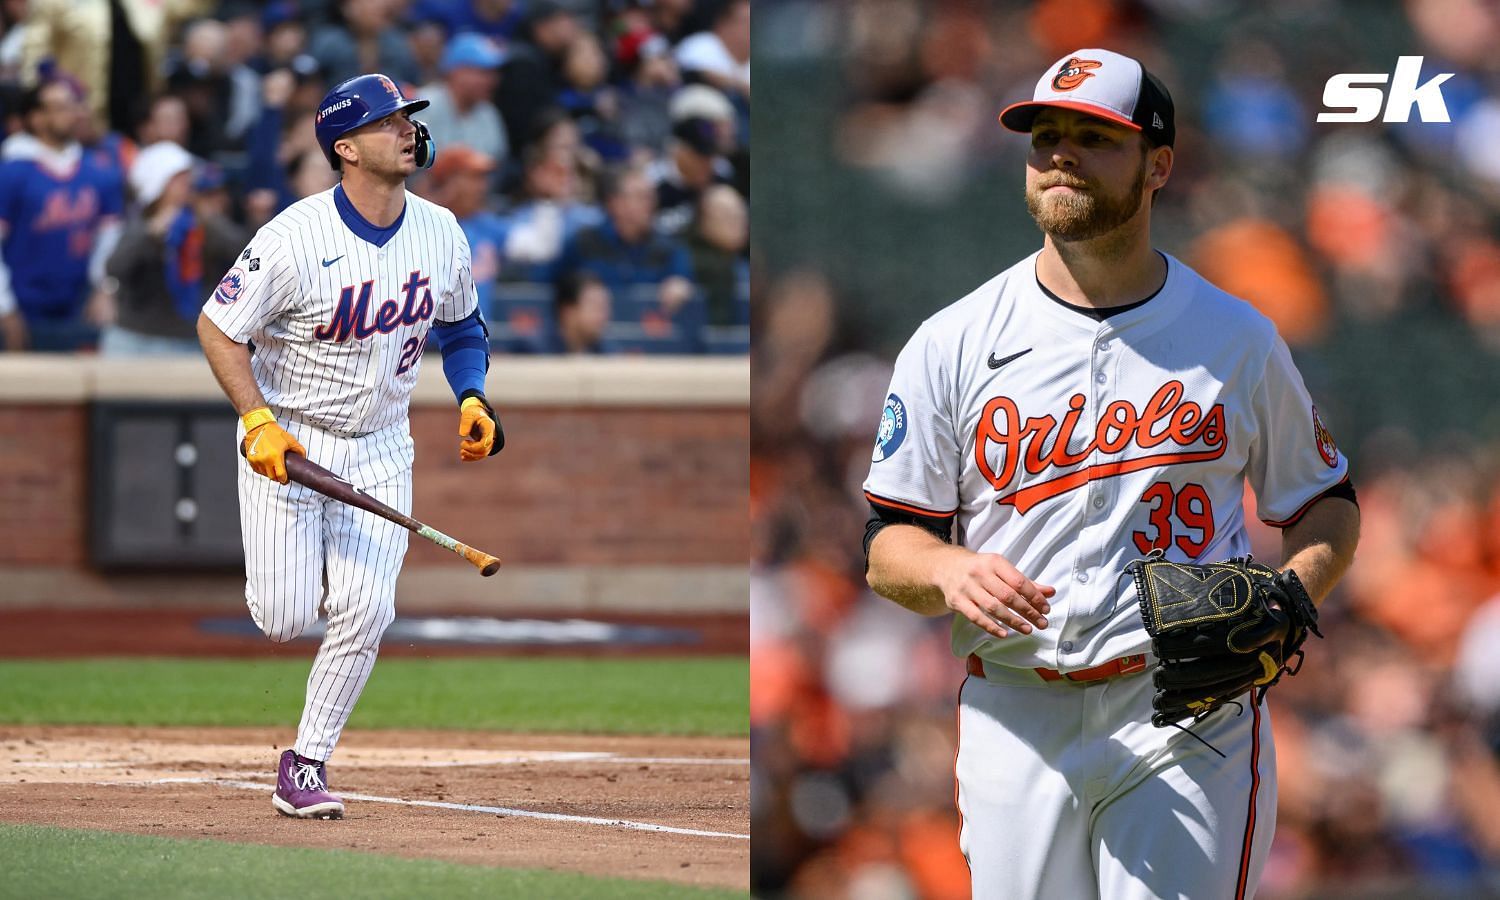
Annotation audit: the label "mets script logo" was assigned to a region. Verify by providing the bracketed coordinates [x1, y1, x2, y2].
[314, 270, 435, 342]
[1052, 57, 1103, 91]
[975, 381, 1227, 514]
[214, 267, 245, 304]
[1312, 405, 1338, 468]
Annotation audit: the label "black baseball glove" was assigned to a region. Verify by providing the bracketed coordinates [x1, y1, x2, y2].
[1126, 553, 1322, 728]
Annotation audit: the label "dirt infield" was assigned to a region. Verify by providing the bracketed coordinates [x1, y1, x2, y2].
[0, 725, 748, 890]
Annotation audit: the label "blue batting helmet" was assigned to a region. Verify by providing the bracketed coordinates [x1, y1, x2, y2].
[314, 74, 435, 170]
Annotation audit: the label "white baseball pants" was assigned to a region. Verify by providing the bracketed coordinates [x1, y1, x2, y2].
[956, 663, 1276, 900]
[237, 417, 413, 763]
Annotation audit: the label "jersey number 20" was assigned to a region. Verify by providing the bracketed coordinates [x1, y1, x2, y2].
[1131, 481, 1215, 556]
[395, 335, 427, 375]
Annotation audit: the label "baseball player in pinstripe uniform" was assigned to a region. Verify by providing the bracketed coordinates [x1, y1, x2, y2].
[198, 74, 503, 820]
[863, 50, 1361, 897]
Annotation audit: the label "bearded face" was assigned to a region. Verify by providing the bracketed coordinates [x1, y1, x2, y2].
[1024, 145, 1149, 242]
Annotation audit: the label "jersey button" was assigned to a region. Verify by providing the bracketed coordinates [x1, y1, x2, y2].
[1092, 495, 1105, 509]
[1096, 340, 1110, 352]
[1076, 572, 1089, 584]
[1061, 640, 1074, 652]
[1094, 371, 1107, 384]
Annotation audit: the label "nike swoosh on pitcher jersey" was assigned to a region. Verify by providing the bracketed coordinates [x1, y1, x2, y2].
[988, 348, 1033, 370]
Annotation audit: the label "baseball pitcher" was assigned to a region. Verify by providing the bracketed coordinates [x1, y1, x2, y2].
[198, 74, 503, 819]
[863, 49, 1361, 899]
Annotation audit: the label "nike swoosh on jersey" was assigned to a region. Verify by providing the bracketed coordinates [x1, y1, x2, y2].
[988, 348, 1033, 370]
[322, 255, 345, 267]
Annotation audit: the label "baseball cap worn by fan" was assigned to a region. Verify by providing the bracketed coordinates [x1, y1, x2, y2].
[428, 145, 496, 186]
[673, 117, 719, 156]
[442, 33, 507, 74]
[999, 48, 1175, 148]
[130, 141, 196, 208]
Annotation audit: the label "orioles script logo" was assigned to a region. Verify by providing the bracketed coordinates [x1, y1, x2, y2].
[1052, 57, 1103, 91]
[975, 380, 1226, 514]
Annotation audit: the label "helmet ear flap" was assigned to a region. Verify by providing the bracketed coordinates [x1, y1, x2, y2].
[411, 118, 436, 169]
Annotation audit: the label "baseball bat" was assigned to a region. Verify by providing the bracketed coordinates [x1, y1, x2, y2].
[239, 445, 503, 576]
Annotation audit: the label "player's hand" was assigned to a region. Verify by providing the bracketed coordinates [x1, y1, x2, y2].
[242, 409, 307, 484]
[936, 552, 1055, 639]
[458, 395, 503, 461]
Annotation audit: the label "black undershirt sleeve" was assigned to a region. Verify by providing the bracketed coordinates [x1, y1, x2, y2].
[863, 503, 954, 569]
[1320, 478, 1357, 508]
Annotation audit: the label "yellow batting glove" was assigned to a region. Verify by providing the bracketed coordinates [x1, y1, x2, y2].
[241, 407, 307, 484]
[458, 394, 500, 461]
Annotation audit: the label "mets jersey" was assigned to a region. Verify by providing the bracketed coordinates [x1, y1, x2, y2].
[203, 184, 477, 435]
[0, 134, 123, 317]
[863, 251, 1349, 673]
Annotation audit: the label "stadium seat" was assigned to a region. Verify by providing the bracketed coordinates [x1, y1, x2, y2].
[605, 284, 708, 354]
[484, 282, 555, 353]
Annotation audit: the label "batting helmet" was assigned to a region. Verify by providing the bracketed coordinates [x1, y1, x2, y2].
[314, 74, 436, 171]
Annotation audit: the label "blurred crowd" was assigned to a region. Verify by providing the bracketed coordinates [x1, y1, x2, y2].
[0, 0, 749, 355]
[753, 1, 1500, 897]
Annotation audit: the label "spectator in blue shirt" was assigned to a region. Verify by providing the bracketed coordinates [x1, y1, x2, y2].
[0, 78, 124, 351]
[560, 164, 693, 315]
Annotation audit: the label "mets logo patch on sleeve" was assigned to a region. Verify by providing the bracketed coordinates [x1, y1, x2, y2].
[1312, 404, 1338, 467]
[214, 267, 246, 304]
[872, 393, 908, 463]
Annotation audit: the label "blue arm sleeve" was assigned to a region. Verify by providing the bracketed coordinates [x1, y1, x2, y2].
[431, 309, 490, 402]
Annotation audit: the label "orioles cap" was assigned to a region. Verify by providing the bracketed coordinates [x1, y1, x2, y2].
[999, 48, 1175, 148]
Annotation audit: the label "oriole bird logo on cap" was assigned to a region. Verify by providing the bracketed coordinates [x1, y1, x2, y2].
[1052, 57, 1102, 91]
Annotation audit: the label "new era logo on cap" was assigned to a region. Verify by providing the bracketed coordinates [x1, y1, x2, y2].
[1000, 48, 1176, 148]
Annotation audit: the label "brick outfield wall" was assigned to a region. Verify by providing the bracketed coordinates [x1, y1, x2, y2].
[0, 404, 748, 569]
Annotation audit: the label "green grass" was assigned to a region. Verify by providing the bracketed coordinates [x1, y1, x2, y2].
[0, 657, 747, 736]
[0, 823, 745, 899]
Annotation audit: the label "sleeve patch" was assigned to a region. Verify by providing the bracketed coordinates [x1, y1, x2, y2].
[872, 393, 908, 463]
[214, 267, 246, 304]
[1312, 405, 1338, 468]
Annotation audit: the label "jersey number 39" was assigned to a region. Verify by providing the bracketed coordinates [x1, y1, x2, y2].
[1131, 481, 1215, 556]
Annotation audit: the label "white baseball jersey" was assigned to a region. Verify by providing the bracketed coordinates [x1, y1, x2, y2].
[203, 185, 476, 435]
[206, 184, 477, 770]
[864, 250, 1349, 673]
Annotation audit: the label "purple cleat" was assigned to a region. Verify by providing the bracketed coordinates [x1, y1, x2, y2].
[272, 749, 344, 819]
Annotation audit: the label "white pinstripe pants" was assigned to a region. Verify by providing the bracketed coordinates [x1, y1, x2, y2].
[237, 416, 413, 762]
